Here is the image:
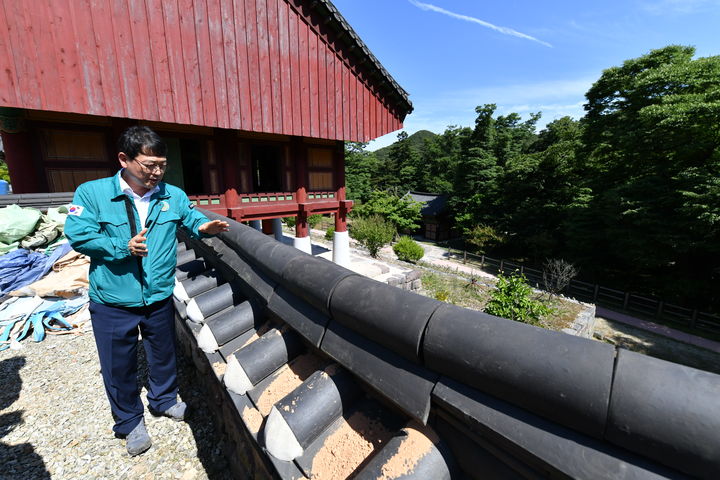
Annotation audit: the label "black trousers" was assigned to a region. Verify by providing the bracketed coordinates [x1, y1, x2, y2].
[89, 297, 178, 435]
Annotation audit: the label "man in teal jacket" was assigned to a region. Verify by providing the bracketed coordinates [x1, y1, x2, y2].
[66, 126, 228, 456]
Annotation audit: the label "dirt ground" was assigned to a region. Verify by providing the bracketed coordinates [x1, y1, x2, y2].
[593, 317, 720, 375]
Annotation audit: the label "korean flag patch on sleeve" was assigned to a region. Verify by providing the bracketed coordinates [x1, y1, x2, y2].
[67, 205, 84, 216]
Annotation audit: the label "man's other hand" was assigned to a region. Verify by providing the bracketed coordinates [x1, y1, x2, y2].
[199, 219, 230, 235]
[129, 228, 149, 256]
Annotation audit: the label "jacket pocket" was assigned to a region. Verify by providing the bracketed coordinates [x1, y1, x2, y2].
[153, 211, 181, 227]
[98, 213, 130, 239]
[150, 212, 181, 255]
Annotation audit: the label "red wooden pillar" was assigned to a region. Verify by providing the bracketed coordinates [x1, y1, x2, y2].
[0, 108, 40, 193]
[332, 142, 351, 266]
[333, 142, 347, 232]
[261, 219, 274, 234]
[293, 139, 309, 238]
[218, 130, 239, 209]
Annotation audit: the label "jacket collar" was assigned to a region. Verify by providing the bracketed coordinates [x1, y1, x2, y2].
[111, 170, 170, 201]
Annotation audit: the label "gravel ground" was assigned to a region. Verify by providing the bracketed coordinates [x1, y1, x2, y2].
[0, 330, 234, 480]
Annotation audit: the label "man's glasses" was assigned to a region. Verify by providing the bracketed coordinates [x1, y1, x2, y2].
[133, 158, 168, 172]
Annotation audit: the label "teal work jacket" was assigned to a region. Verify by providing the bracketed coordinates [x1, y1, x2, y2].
[65, 172, 209, 307]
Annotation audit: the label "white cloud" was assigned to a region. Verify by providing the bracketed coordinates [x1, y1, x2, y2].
[642, 0, 720, 15]
[431, 78, 594, 109]
[408, 0, 552, 48]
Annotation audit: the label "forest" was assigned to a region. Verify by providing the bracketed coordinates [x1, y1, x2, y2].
[344, 45, 720, 312]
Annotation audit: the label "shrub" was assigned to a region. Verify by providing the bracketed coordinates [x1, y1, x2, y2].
[349, 214, 395, 258]
[283, 216, 296, 228]
[543, 259, 578, 295]
[484, 272, 552, 326]
[325, 226, 335, 241]
[308, 214, 323, 229]
[435, 290, 450, 302]
[393, 236, 424, 263]
[284, 214, 322, 230]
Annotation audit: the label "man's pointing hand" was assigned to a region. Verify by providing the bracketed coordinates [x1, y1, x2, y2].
[199, 219, 230, 235]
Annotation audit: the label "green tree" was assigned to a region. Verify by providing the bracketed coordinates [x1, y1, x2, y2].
[497, 117, 584, 259]
[414, 127, 465, 193]
[470, 104, 496, 150]
[382, 131, 419, 190]
[352, 190, 422, 231]
[464, 224, 504, 254]
[345, 142, 379, 203]
[0, 160, 9, 183]
[574, 45, 720, 305]
[492, 111, 540, 165]
[357, 45, 720, 310]
[450, 105, 504, 233]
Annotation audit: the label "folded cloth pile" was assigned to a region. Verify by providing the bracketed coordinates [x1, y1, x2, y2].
[0, 294, 90, 351]
[0, 241, 91, 351]
[11, 249, 89, 298]
[0, 243, 73, 296]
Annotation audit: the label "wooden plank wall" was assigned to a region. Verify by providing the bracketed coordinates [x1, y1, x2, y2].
[0, 0, 404, 142]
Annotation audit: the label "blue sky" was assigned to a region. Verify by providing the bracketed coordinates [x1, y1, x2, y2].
[331, 0, 720, 150]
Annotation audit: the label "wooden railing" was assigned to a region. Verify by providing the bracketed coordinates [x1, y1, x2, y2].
[188, 190, 346, 222]
[188, 191, 339, 208]
[305, 191, 336, 201]
[237, 192, 295, 204]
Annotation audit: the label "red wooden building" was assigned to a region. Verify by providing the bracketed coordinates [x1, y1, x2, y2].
[0, 0, 411, 261]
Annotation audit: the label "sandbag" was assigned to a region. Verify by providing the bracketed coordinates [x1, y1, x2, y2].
[0, 205, 41, 244]
[20, 214, 61, 249]
[47, 205, 70, 229]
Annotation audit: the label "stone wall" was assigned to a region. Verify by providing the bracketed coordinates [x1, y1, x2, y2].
[562, 303, 597, 338]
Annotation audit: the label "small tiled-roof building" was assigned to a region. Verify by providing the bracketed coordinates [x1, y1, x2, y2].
[0, 0, 412, 262]
[407, 191, 451, 241]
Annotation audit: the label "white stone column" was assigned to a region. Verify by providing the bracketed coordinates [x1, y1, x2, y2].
[293, 235, 312, 255]
[249, 220, 262, 231]
[332, 230, 350, 267]
[272, 218, 284, 241]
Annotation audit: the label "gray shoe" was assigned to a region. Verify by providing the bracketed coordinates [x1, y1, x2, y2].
[126, 420, 152, 456]
[159, 401, 187, 422]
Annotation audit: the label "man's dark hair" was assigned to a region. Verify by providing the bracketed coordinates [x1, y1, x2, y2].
[117, 126, 167, 159]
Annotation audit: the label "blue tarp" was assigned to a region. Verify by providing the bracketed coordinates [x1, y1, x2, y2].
[0, 244, 73, 296]
[0, 249, 48, 296]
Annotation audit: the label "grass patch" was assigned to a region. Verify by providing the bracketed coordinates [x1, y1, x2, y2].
[542, 295, 585, 331]
[420, 271, 491, 310]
